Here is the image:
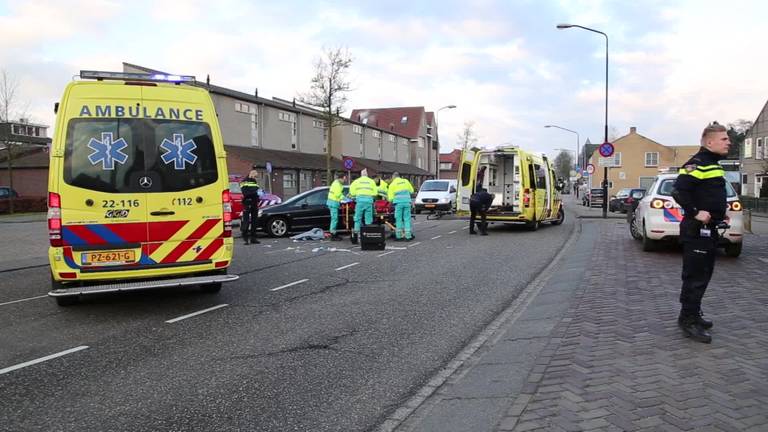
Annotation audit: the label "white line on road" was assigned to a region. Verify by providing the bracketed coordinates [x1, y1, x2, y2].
[462, 226, 470, 230]
[448, 231, 457, 234]
[408, 242, 422, 248]
[270, 279, 309, 292]
[0, 295, 48, 307]
[165, 304, 229, 324]
[431, 235, 442, 240]
[335, 262, 360, 271]
[377, 251, 396, 257]
[0, 346, 89, 375]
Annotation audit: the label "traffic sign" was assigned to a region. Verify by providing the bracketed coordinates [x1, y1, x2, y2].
[598, 142, 614, 158]
[343, 157, 354, 170]
[266, 161, 273, 173]
[586, 164, 595, 175]
[598, 157, 616, 167]
[582, 169, 588, 176]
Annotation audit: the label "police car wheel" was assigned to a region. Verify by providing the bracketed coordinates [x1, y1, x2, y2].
[267, 217, 289, 237]
[724, 242, 742, 258]
[629, 216, 642, 240]
[641, 222, 658, 252]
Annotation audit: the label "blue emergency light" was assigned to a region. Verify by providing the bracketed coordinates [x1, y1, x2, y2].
[80, 70, 196, 83]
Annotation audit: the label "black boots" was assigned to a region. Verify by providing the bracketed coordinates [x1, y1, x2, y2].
[330, 233, 342, 241]
[678, 312, 712, 343]
[350, 234, 358, 244]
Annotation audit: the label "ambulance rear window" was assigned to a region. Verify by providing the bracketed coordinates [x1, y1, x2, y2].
[64, 119, 218, 193]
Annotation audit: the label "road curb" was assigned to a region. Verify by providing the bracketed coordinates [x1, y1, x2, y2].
[376, 212, 582, 432]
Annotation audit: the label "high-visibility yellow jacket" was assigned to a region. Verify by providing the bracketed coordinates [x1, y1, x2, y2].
[377, 179, 389, 198]
[349, 176, 377, 198]
[327, 179, 345, 202]
[388, 177, 414, 204]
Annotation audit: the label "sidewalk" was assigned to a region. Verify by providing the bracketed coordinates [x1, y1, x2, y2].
[388, 214, 768, 431]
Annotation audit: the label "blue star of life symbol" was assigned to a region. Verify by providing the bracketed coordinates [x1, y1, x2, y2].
[160, 133, 198, 170]
[87, 132, 129, 170]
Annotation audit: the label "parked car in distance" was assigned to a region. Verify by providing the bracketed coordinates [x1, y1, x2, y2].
[609, 188, 646, 213]
[630, 173, 743, 257]
[228, 176, 244, 221]
[0, 186, 19, 199]
[621, 188, 646, 213]
[583, 188, 605, 208]
[414, 179, 456, 214]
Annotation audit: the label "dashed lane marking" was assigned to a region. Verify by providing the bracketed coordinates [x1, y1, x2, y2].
[448, 231, 457, 234]
[335, 262, 360, 271]
[431, 235, 441, 240]
[270, 279, 310, 292]
[166, 304, 229, 324]
[408, 242, 422, 248]
[0, 295, 48, 307]
[0, 346, 89, 375]
[378, 251, 396, 257]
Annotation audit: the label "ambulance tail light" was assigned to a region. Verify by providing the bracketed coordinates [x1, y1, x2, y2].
[48, 192, 63, 247]
[222, 190, 233, 238]
[650, 198, 668, 209]
[523, 188, 531, 208]
[728, 201, 742, 211]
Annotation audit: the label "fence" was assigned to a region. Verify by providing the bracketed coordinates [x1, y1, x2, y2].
[740, 196, 768, 214]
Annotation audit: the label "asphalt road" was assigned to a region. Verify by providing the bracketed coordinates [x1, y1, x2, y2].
[0, 213, 573, 432]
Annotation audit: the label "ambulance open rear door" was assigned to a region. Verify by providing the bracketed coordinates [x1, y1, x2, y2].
[457, 149, 477, 214]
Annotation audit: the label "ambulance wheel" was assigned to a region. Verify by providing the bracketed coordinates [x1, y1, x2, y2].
[526, 220, 540, 231]
[551, 208, 565, 225]
[267, 217, 289, 237]
[201, 282, 222, 293]
[51, 277, 79, 306]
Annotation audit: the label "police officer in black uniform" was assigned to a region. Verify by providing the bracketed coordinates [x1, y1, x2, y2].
[671, 122, 731, 343]
[240, 170, 262, 245]
[469, 188, 494, 235]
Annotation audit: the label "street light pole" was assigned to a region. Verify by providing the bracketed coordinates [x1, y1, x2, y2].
[435, 105, 456, 180]
[557, 23, 609, 218]
[544, 124, 580, 171]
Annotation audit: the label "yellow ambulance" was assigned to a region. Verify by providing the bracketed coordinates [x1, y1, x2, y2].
[456, 146, 565, 230]
[47, 71, 237, 305]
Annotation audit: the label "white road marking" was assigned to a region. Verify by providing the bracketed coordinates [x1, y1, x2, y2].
[0, 295, 48, 307]
[759, 257, 768, 264]
[431, 235, 442, 240]
[448, 231, 457, 234]
[378, 251, 396, 257]
[408, 242, 422, 248]
[0, 346, 89, 375]
[270, 279, 309, 292]
[462, 226, 470, 230]
[165, 304, 229, 324]
[335, 262, 360, 271]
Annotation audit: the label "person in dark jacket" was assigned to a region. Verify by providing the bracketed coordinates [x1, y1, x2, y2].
[475, 166, 487, 193]
[671, 122, 731, 343]
[469, 188, 494, 235]
[240, 170, 263, 245]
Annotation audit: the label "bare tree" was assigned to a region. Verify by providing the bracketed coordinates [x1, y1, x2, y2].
[554, 150, 573, 181]
[299, 47, 353, 184]
[457, 121, 478, 151]
[0, 69, 23, 214]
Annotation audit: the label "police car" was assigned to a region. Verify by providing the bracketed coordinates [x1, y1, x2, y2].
[47, 71, 238, 305]
[629, 171, 743, 256]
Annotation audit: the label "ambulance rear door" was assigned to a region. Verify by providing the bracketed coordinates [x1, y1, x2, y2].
[141, 87, 225, 267]
[457, 149, 478, 213]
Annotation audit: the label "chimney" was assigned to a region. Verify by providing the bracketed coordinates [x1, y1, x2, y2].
[630, 126, 637, 134]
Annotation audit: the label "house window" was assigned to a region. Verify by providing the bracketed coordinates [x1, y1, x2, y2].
[378, 135, 383, 160]
[362, 118, 368, 124]
[743, 174, 748, 185]
[417, 156, 423, 169]
[359, 131, 364, 156]
[291, 118, 297, 149]
[639, 176, 655, 190]
[313, 119, 326, 128]
[744, 138, 753, 158]
[353, 125, 362, 134]
[440, 162, 452, 170]
[388, 135, 395, 142]
[644, 152, 659, 167]
[400, 116, 408, 124]
[283, 172, 296, 189]
[251, 110, 258, 147]
[299, 171, 312, 191]
[757, 138, 763, 160]
[372, 130, 381, 138]
[279, 111, 296, 122]
[418, 138, 424, 148]
[235, 102, 253, 114]
[613, 152, 622, 167]
[756, 175, 764, 196]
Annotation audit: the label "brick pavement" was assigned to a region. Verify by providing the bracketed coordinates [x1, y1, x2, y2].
[498, 221, 768, 432]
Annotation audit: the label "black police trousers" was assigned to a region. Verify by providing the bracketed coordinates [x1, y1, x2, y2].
[241, 201, 259, 240]
[469, 206, 487, 233]
[679, 219, 718, 315]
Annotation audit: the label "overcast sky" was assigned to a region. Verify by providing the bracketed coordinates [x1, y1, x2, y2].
[1, 0, 765, 158]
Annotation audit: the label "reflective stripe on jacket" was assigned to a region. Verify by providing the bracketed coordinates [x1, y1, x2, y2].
[387, 178, 414, 202]
[349, 176, 377, 198]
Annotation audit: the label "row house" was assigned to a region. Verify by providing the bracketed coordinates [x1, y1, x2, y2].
[742, 100, 768, 197]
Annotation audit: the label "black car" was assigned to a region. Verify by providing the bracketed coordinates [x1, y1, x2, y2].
[0, 186, 19, 199]
[609, 188, 645, 213]
[258, 187, 339, 237]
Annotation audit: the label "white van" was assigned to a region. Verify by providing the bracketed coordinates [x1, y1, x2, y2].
[414, 180, 457, 214]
